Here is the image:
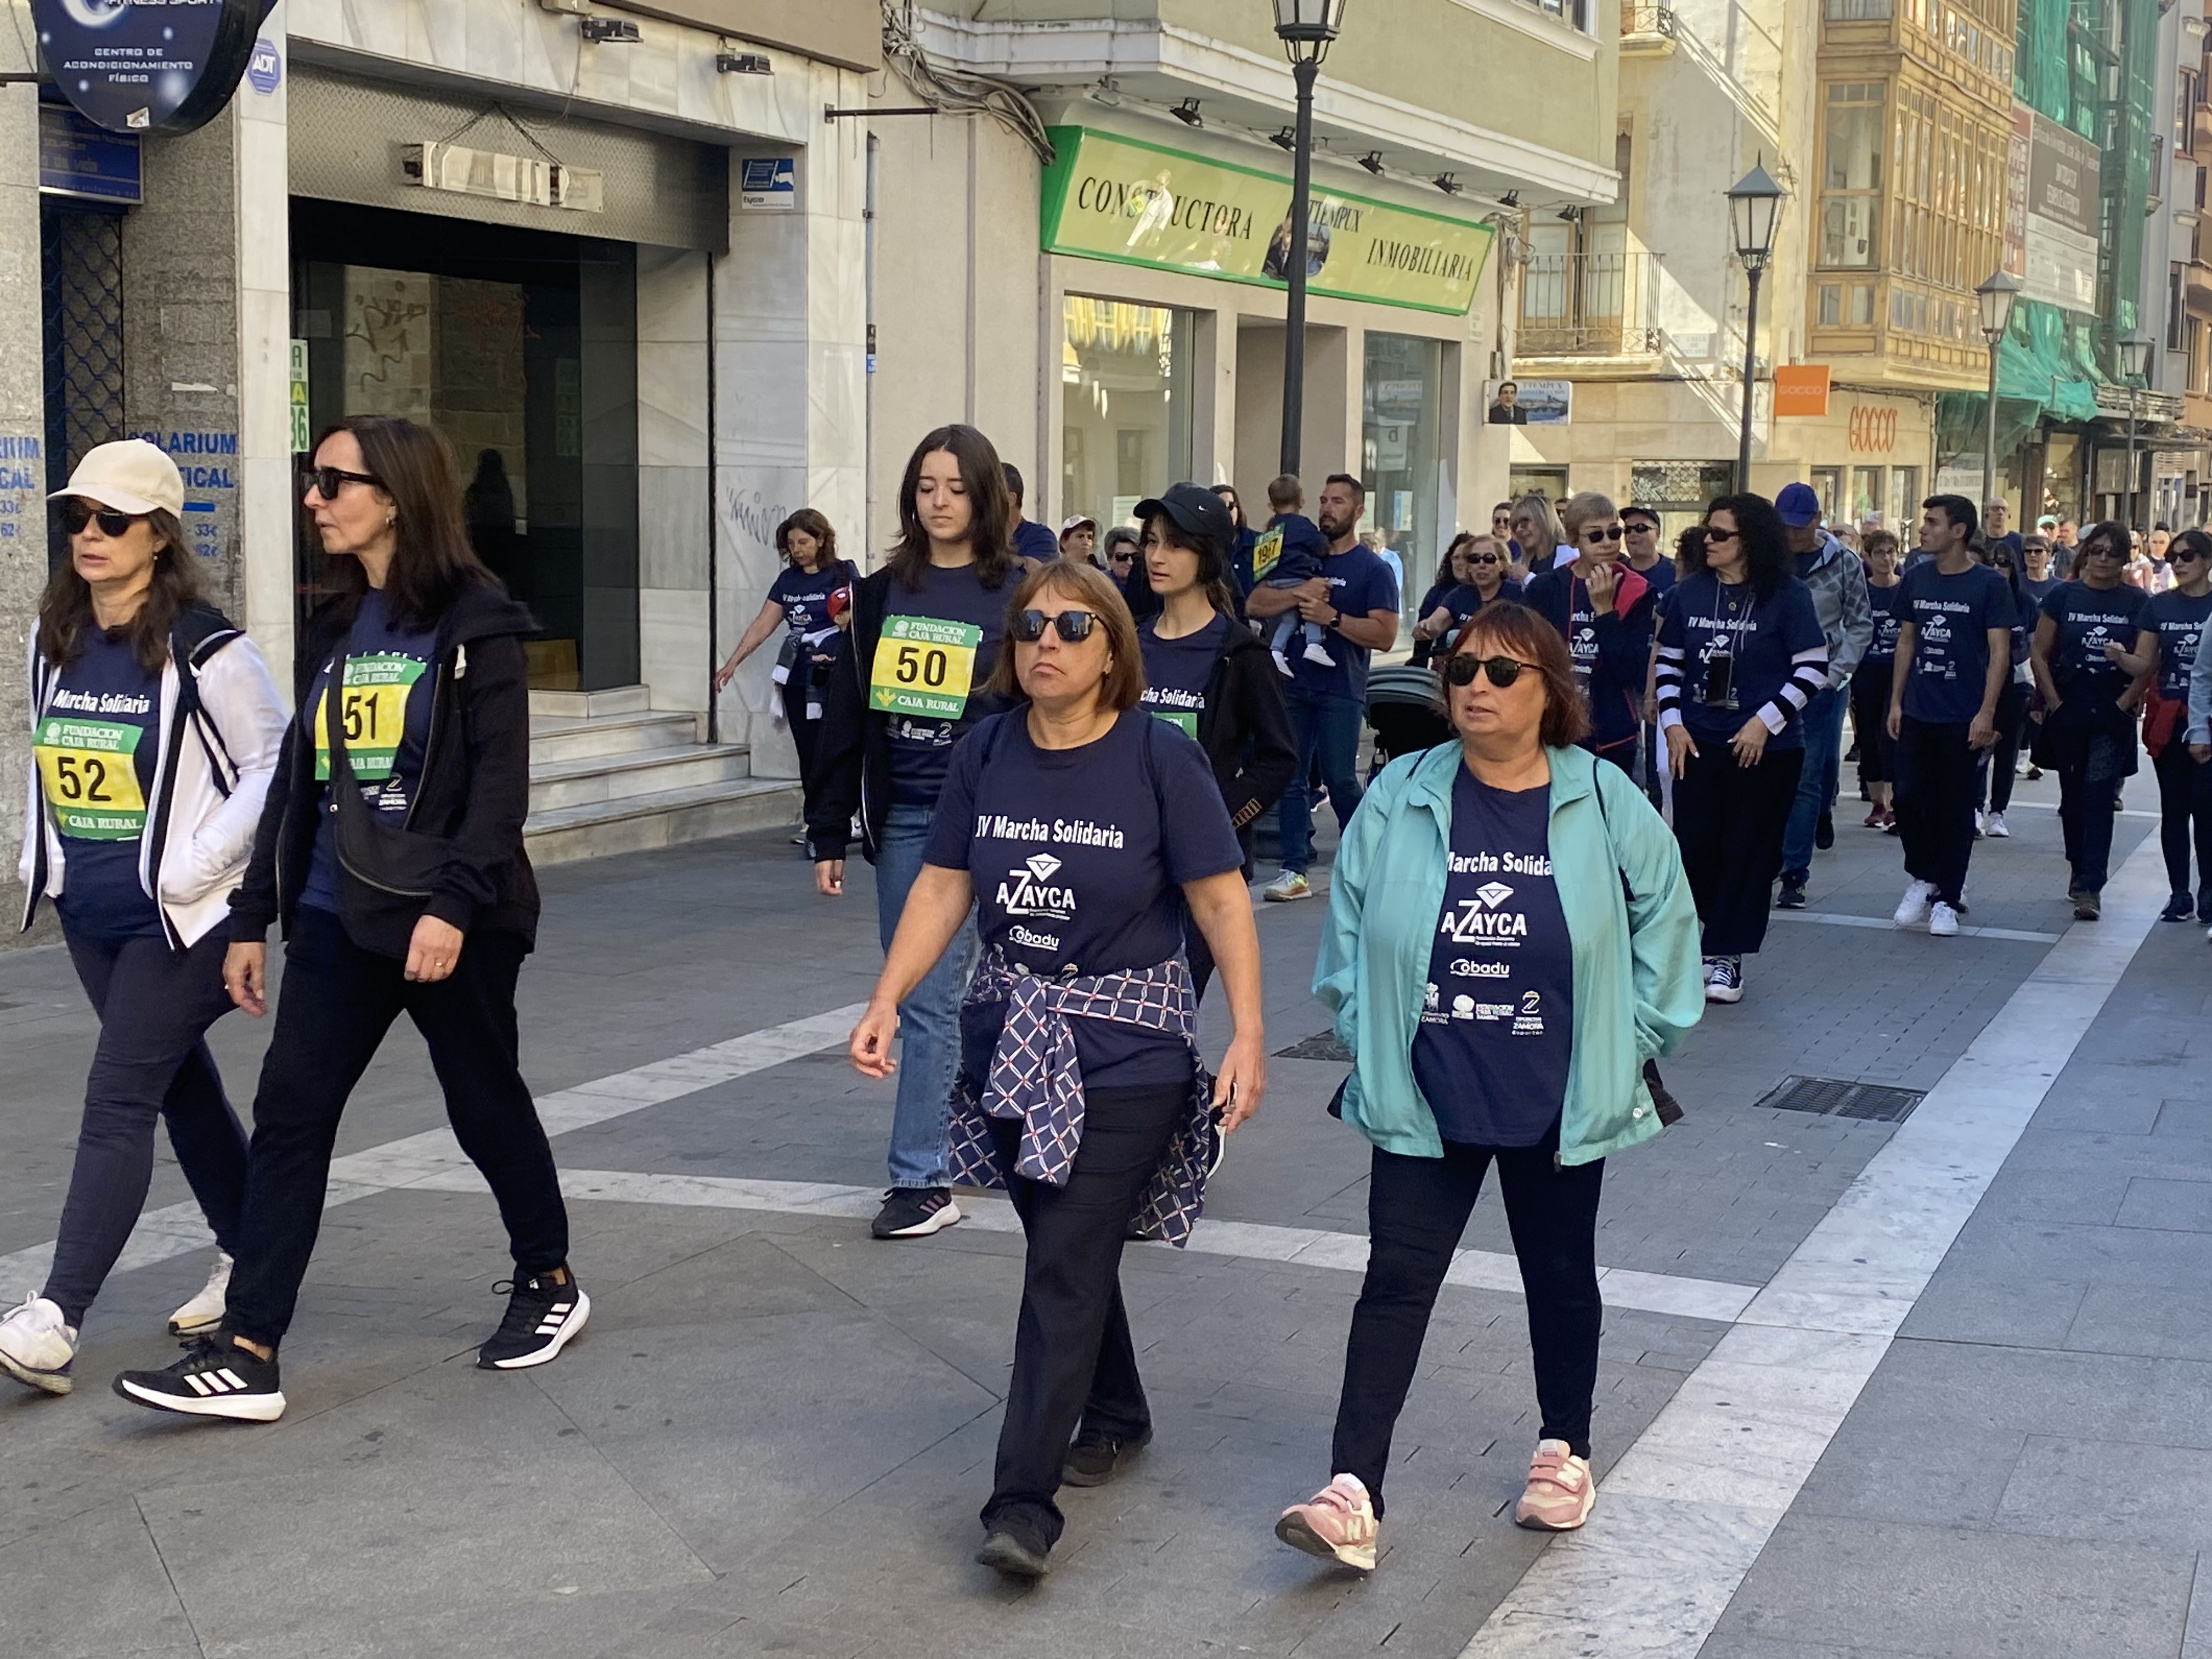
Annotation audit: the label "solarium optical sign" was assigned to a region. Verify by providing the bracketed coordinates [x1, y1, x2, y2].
[1040, 127, 1495, 317]
[33, 0, 262, 136]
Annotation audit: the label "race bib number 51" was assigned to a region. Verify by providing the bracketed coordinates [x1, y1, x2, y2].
[34, 716, 148, 840]
[870, 616, 981, 720]
[316, 653, 428, 781]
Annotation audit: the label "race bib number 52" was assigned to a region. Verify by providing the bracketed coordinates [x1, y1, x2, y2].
[870, 616, 981, 720]
[34, 716, 148, 840]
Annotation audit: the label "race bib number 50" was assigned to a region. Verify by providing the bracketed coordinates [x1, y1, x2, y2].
[315, 653, 428, 781]
[870, 616, 981, 720]
[34, 716, 148, 840]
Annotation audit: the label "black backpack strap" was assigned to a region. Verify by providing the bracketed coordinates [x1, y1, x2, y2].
[169, 605, 243, 795]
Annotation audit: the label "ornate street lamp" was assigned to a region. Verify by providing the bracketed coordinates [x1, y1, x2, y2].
[1725, 160, 1787, 492]
[1271, 0, 1348, 475]
[2120, 330, 2154, 530]
[1974, 268, 2022, 510]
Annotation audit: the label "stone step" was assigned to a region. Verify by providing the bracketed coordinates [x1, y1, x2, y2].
[523, 777, 803, 866]
[528, 709, 704, 764]
[527, 684, 652, 720]
[528, 742, 753, 814]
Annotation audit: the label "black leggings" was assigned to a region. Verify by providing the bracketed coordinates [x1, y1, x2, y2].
[1330, 1131, 1605, 1513]
[1976, 680, 2029, 813]
[1671, 740, 1804, 956]
[2153, 740, 2212, 900]
[1849, 665, 1895, 788]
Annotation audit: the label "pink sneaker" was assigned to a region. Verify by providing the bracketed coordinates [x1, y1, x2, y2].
[1513, 1439, 1595, 1530]
[1275, 1474, 1378, 1571]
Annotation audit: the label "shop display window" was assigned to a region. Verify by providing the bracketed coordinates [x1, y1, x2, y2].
[1061, 296, 1194, 532]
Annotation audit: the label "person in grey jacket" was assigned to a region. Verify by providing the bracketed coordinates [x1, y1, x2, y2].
[1774, 482, 1873, 908]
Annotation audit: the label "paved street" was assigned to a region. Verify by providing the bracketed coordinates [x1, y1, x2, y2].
[2, 770, 2204, 1659]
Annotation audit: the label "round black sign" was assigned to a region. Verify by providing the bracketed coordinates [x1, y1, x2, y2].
[33, 0, 262, 136]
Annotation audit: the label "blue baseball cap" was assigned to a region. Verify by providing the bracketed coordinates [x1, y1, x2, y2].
[1775, 482, 1821, 527]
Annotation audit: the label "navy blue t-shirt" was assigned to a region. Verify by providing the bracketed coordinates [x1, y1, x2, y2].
[2021, 575, 2061, 610]
[1411, 765, 1573, 1147]
[1012, 518, 1060, 565]
[1289, 544, 1398, 701]
[1631, 556, 1677, 602]
[1137, 612, 1228, 741]
[926, 709, 1243, 1087]
[40, 628, 163, 941]
[1897, 562, 2015, 724]
[301, 589, 440, 915]
[2040, 581, 2153, 698]
[1251, 514, 1328, 586]
[768, 560, 853, 643]
[1861, 580, 1904, 668]
[2148, 588, 2212, 699]
[878, 562, 1013, 806]
[1657, 572, 1826, 750]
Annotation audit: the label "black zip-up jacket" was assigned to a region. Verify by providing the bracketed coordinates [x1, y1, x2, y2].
[1188, 621, 1297, 853]
[230, 582, 543, 947]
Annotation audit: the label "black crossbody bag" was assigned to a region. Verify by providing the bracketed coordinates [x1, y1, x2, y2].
[325, 646, 453, 960]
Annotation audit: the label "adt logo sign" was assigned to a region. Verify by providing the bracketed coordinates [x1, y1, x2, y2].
[247, 38, 281, 96]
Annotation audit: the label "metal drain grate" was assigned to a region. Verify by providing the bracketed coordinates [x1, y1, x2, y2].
[1753, 1075, 1925, 1124]
[1276, 1029, 1352, 1062]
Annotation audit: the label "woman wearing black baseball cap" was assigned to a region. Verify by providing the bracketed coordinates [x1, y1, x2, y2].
[1135, 484, 1297, 997]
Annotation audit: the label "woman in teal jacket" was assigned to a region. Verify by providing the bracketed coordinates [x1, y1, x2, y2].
[1274, 601, 1703, 1571]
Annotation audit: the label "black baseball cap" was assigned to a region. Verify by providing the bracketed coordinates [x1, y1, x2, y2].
[1133, 482, 1235, 551]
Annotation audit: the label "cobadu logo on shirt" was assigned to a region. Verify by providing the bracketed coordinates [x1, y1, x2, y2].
[1438, 881, 1528, 945]
[996, 852, 1076, 923]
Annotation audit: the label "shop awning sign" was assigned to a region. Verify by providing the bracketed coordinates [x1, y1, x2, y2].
[1773, 365, 1831, 417]
[1040, 126, 1495, 316]
[32, 0, 263, 136]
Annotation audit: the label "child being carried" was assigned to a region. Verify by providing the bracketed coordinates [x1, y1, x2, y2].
[1250, 472, 1334, 677]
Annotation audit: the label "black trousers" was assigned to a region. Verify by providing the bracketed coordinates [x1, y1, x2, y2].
[1331, 1133, 1605, 1514]
[2153, 740, 2212, 900]
[1671, 740, 1803, 956]
[781, 673, 823, 784]
[982, 1077, 1187, 1548]
[2045, 698, 2134, 895]
[1849, 667, 1895, 788]
[44, 927, 249, 1327]
[1893, 716, 1979, 907]
[224, 905, 569, 1347]
[1975, 681, 2029, 814]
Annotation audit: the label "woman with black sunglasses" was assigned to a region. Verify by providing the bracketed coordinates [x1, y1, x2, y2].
[1654, 494, 1828, 1003]
[1412, 534, 1519, 665]
[2028, 520, 2158, 920]
[848, 558, 1265, 1581]
[3, 442, 288, 1397]
[1211, 482, 1261, 601]
[2143, 528, 2212, 921]
[1524, 492, 1656, 776]
[112, 416, 583, 1424]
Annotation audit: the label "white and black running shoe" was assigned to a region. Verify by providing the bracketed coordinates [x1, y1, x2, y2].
[871, 1188, 962, 1239]
[477, 1269, 591, 1370]
[112, 1331, 285, 1422]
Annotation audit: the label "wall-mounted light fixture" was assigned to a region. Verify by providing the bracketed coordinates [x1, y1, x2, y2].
[1171, 98, 1204, 127]
[1358, 151, 1385, 174]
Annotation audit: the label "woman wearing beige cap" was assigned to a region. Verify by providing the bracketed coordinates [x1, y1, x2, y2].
[1, 439, 288, 1397]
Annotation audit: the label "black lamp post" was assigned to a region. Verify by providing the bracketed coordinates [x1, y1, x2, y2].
[1973, 268, 2022, 510]
[1725, 160, 1786, 493]
[2119, 331, 2153, 530]
[1271, 0, 1348, 475]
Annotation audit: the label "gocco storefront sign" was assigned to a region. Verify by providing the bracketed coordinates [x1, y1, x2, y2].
[33, 0, 262, 136]
[1040, 126, 1495, 317]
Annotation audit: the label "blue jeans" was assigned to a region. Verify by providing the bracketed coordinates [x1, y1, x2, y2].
[1780, 686, 1846, 880]
[1278, 686, 1366, 874]
[875, 801, 978, 1189]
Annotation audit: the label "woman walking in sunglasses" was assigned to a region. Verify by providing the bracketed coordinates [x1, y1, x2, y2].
[1523, 492, 1656, 775]
[1410, 534, 1521, 666]
[1654, 494, 1828, 1003]
[2, 442, 287, 1396]
[1273, 603, 1701, 1569]
[113, 416, 582, 1423]
[847, 560, 1266, 1579]
[807, 425, 1036, 1242]
[2137, 528, 2212, 921]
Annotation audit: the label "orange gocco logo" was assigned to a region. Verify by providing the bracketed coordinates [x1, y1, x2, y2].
[1848, 407, 1899, 453]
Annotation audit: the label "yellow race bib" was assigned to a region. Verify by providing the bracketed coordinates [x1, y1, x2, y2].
[870, 616, 983, 721]
[1252, 525, 1284, 583]
[34, 716, 149, 840]
[315, 653, 429, 781]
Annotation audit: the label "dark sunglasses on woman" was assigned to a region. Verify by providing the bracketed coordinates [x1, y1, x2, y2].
[59, 502, 142, 538]
[1442, 652, 1540, 689]
[300, 464, 381, 500]
[1582, 524, 1625, 542]
[1703, 527, 1740, 544]
[1468, 552, 1501, 566]
[1009, 608, 1099, 644]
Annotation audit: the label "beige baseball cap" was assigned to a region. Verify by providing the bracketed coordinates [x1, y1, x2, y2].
[49, 439, 185, 518]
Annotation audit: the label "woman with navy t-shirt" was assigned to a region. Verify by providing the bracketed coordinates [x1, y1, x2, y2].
[848, 558, 1265, 1581]
[712, 507, 854, 788]
[2142, 528, 2212, 921]
[1654, 494, 1829, 1003]
[2, 442, 286, 1397]
[1850, 529, 1904, 828]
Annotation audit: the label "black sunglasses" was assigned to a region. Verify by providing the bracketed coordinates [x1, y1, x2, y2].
[1467, 552, 1502, 565]
[1443, 652, 1541, 689]
[1009, 608, 1099, 644]
[1703, 527, 1741, 544]
[59, 501, 142, 538]
[301, 465, 382, 500]
[1583, 524, 1626, 541]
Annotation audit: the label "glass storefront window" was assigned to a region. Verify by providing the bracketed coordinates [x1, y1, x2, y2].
[1061, 296, 1194, 533]
[1851, 465, 1885, 525]
[1362, 332, 1442, 624]
[1887, 466, 1921, 531]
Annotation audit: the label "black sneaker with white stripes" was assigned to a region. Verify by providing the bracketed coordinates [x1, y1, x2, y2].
[111, 1330, 286, 1423]
[477, 1268, 591, 1370]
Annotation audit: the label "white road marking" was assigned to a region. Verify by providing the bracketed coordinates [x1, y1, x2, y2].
[1770, 908, 2062, 944]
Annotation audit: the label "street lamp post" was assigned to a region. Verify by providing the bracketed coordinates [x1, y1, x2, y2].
[1725, 161, 1787, 494]
[1271, 0, 1348, 476]
[1974, 269, 2022, 512]
[2119, 332, 2153, 531]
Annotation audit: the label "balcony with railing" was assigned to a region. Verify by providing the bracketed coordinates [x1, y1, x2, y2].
[1620, 1, 1676, 40]
[1517, 250, 1663, 356]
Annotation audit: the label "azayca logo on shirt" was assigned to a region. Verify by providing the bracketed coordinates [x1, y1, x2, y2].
[976, 813, 1128, 952]
[1425, 847, 1554, 1036]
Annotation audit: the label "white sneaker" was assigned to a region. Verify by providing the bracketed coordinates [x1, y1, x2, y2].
[1302, 639, 1336, 667]
[1985, 811, 2010, 838]
[1263, 870, 1312, 902]
[0, 1297, 78, 1395]
[1928, 901, 1960, 938]
[1705, 956, 1744, 1003]
[1893, 879, 1937, 928]
[168, 1251, 233, 1336]
[1973, 811, 1988, 838]
[1271, 648, 1294, 677]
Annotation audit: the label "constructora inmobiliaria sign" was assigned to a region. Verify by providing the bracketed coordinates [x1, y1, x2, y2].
[32, 0, 262, 135]
[1040, 126, 1496, 317]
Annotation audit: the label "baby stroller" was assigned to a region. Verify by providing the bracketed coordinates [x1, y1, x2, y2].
[1365, 663, 1451, 771]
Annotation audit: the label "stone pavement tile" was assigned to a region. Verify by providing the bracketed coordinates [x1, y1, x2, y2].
[1699, 1641, 1908, 1658]
[198, 1587, 704, 1659]
[1969, 1165, 2131, 1227]
[2064, 1283, 2212, 1362]
[1711, 1515, 2192, 1656]
[2115, 1174, 2212, 1231]
[1993, 1434, 2212, 1543]
[0, 1498, 200, 1658]
[1898, 1268, 2089, 1349]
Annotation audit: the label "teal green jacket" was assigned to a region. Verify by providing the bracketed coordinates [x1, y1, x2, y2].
[1313, 742, 1704, 1166]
